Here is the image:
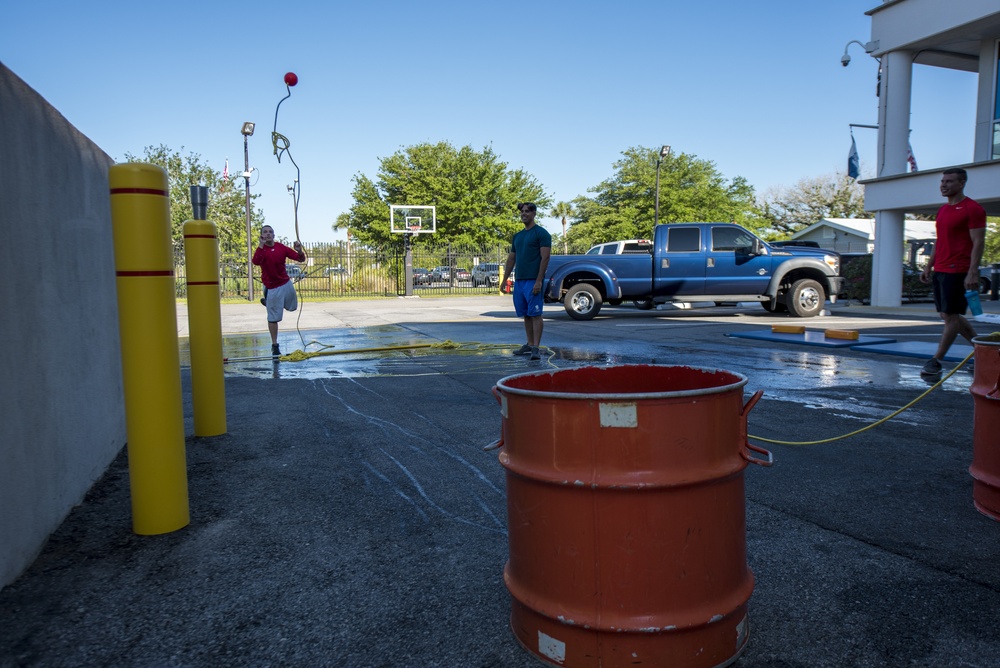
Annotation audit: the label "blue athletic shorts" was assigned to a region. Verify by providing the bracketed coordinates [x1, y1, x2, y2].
[513, 279, 544, 318]
[932, 272, 968, 315]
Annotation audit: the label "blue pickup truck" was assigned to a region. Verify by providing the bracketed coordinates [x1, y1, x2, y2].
[544, 222, 844, 320]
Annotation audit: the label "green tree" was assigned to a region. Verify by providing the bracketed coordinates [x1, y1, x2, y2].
[983, 219, 1000, 265]
[564, 146, 764, 251]
[123, 144, 265, 255]
[549, 201, 576, 253]
[336, 142, 550, 247]
[757, 173, 866, 238]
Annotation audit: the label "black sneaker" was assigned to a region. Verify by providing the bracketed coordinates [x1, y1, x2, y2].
[921, 358, 942, 375]
[529, 346, 541, 360]
[512, 344, 532, 356]
[260, 297, 266, 306]
[271, 344, 281, 357]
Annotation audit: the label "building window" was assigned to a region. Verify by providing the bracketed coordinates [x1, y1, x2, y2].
[994, 41, 1000, 159]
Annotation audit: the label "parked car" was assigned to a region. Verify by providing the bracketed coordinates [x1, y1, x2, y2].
[431, 266, 451, 282]
[412, 267, 432, 285]
[324, 266, 349, 277]
[840, 253, 933, 303]
[286, 265, 306, 282]
[472, 262, 500, 287]
[454, 267, 471, 282]
[586, 239, 653, 255]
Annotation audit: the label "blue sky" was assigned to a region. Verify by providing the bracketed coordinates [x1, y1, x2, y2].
[2, 0, 979, 242]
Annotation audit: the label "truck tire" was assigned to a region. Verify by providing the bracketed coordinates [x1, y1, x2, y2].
[786, 279, 825, 317]
[633, 298, 654, 310]
[565, 283, 602, 320]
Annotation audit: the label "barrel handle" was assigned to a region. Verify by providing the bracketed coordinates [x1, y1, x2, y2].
[483, 386, 505, 451]
[740, 390, 773, 466]
[743, 442, 774, 466]
[988, 375, 1000, 400]
[741, 389, 763, 417]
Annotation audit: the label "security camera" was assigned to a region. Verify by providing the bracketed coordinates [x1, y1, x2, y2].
[841, 53, 851, 67]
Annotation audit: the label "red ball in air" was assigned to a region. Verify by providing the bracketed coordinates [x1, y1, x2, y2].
[284, 72, 298, 87]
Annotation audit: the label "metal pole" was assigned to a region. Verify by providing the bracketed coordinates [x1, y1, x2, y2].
[655, 158, 662, 227]
[244, 134, 253, 302]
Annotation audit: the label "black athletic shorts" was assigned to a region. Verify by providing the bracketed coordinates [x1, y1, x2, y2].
[932, 272, 968, 315]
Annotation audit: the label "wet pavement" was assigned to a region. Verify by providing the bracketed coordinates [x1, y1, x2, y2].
[3, 296, 1000, 667]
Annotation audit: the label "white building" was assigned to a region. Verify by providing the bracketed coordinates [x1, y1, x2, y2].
[788, 217, 937, 255]
[857, 0, 1000, 306]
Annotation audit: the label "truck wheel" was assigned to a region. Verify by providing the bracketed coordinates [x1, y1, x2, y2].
[787, 279, 825, 317]
[633, 298, 654, 310]
[565, 284, 602, 320]
[607, 298, 623, 306]
[980, 277, 991, 294]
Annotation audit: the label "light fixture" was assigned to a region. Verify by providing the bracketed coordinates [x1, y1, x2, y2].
[660, 145, 671, 158]
[241, 121, 255, 136]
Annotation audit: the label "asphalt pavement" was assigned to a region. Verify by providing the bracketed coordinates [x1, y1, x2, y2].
[3, 295, 1000, 667]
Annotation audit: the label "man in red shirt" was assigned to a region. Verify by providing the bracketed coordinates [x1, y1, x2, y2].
[919, 168, 986, 375]
[252, 225, 306, 357]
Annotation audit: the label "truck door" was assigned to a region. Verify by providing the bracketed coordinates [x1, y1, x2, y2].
[705, 225, 771, 295]
[653, 226, 705, 297]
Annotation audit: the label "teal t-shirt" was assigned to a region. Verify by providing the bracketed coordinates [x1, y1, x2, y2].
[511, 224, 552, 281]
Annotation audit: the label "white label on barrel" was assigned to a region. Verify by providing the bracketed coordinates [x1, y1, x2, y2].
[501, 394, 508, 418]
[599, 402, 637, 428]
[538, 631, 566, 664]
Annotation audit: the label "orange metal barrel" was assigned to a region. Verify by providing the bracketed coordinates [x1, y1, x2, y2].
[494, 364, 770, 668]
[970, 335, 1000, 521]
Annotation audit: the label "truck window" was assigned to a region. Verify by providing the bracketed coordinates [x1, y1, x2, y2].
[666, 227, 700, 252]
[712, 227, 754, 252]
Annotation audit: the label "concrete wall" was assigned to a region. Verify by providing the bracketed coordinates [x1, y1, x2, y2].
[0, 62, 125, 589]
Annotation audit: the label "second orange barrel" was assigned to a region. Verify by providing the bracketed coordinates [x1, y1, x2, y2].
[494, 364, 771, 668]
[970, 334, 1000, 521]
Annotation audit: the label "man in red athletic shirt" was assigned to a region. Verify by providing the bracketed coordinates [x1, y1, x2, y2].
[252, 225, 306, 357]
[919, 168, 986, 375]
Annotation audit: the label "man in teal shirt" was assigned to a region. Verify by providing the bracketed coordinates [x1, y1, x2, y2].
[501, 202, 552, 360]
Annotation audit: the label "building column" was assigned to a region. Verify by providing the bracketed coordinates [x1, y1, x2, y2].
[871, 49, 912, 307]
[871, 210, 905, 307]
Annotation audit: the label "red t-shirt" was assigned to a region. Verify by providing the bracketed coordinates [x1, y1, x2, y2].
[933, 197, 986, 274]
[252, 242, 304, 289]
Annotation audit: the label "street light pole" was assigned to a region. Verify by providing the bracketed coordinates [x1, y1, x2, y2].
[241, 122, 255, 302]
[654, 144, 671, 227]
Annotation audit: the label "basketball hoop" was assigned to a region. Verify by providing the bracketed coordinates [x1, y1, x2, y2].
[408, 225, 421, 234]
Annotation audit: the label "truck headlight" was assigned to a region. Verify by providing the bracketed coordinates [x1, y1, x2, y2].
[824, 255, 840, 273]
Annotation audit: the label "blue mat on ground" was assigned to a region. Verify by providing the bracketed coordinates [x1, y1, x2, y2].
[727, 330, 897, 348]
[851, 340, 974, 361]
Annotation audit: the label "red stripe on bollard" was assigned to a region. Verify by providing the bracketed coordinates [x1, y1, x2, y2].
[115, 270, 174, 277]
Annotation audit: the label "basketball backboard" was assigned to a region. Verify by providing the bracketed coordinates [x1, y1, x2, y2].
[390, 205, 436, 234]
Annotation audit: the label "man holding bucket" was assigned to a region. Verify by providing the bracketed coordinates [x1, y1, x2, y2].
[501, 202, 552, 361]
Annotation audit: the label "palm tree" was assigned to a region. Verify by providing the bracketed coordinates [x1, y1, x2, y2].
[549, 201, 575, 254]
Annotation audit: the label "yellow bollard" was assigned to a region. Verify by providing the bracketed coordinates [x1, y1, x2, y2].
[183, 186, 227, 436]
[109, 163, 190, 535]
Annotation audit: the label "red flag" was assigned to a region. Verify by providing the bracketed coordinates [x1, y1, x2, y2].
[907, 144, 918, 172]
[221, 158, 229, 191]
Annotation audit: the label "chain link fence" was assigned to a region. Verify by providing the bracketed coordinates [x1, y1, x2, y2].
[174, 240, 510, 300]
